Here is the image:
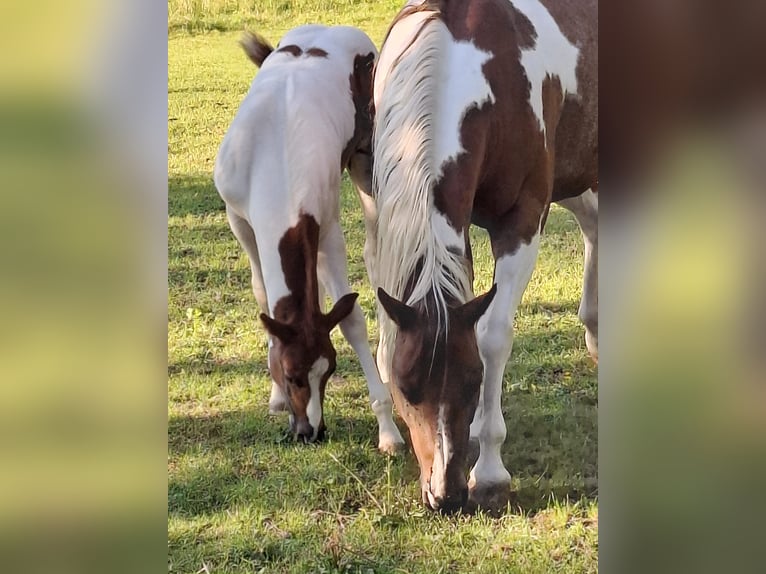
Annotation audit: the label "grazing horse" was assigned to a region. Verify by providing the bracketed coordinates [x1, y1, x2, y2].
[214, 25, 404, 452]
[373, 0, 597, 511]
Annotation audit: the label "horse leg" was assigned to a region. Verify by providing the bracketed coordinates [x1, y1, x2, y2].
[225, 207, 287, 413]
[317, 278, 326, 312]
[556, 189, 598, 362]
[467, 231, 484, 447]
[317, 222, 404, 453]
[352, 188, 394, 389]
[469, 229, 541, 511]
[355, 187, 379, 291]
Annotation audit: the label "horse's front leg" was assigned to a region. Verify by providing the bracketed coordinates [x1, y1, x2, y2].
[317, 221, 405, 454]
[225, 207, 288, 414]
[469, 224, 541, 512]
[352, 184, 394, 392]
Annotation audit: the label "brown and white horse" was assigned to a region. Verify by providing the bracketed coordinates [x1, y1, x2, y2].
[214, 25, 404, 452]
[372, 0, 597, 511]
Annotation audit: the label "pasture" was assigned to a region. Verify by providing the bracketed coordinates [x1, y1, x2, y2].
[168, 1, 598, 572]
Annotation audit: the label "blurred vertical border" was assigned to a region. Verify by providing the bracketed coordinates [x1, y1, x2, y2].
[2, 0, 765, 572]
[0, 0, 167, 572]
[600, 0, 766, 572]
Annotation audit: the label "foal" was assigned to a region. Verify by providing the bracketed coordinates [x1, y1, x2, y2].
[373, 0, 597, 511]
[214, 26, 403, 452]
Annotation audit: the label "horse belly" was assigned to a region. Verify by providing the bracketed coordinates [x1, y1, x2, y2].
[552, 96, 598, 202]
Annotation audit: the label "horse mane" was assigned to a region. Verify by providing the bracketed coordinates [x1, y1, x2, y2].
[373, 9, 473, 344]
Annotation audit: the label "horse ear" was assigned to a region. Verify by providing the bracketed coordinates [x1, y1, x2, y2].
[378, 288, 418, 331]
[324, 292, 358, 331]
[451, 284, 498, 327]
[260, 313, 297, 343]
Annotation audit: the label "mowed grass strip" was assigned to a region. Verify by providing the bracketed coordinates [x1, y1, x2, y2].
[169, 0, 404, 38]
[169, 6, 597, 573]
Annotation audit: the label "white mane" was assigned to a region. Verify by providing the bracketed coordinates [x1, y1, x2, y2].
[373, 12, 473, 349]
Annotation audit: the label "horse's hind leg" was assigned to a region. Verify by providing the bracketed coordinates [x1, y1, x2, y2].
[225, 206, 287, 413]
[556, 189, 598, 362]
[317, 222, 405, 454]
[469, 219, 542, 512]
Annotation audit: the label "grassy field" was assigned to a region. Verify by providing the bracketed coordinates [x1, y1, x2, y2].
[168, 2, 598, 572]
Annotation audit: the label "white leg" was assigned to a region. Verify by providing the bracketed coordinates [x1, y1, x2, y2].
[469, 233, 541, 506]
[557, 190, 598, 360]
[226, 207, 268, 312]
[317, 223, 404, 453]
[226, 208, 288, 413]
[469, 382, 484, 441]
[356, 187, 379, 287]
[268, 378, 287, 414]
[375, 328, 392, 388]
[317, 279, 326, 313]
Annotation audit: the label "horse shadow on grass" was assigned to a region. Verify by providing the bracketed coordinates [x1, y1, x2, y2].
[168, 323, 596, 519]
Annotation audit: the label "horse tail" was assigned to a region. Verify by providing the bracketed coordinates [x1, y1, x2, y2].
[240, 31, 274, 68]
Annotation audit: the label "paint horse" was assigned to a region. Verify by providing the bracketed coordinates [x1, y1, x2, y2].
[372, 0, 597, 511]
[214, 26, 404, 452]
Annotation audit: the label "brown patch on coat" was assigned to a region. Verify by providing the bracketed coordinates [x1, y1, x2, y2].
[276, 44, 303, 57]
[258, 213, 358, 441]
[272, 213, 321, 325]
[542, 0, 599, 203]
[430, 0, 597, 250]
[430, 0, 552, 255]
[306, 47, 328, 58]
[341, 52, 376, 191]
[509, 4, 537, 49]
[240, 31, 274, 68]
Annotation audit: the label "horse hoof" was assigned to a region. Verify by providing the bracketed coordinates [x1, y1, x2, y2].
[468, 482, 512, 515]
[268, 400, 288, 414]
[585, 331, 598, 364]
[378, 437, 406, 455]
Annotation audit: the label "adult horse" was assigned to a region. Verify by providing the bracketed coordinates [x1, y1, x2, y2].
[373, 0, 597, 511]
[215, 25, 404, 452]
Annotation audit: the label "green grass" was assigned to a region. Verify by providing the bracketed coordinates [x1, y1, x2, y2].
[169, 0, 403, 38]
[169, 5, 597, 572]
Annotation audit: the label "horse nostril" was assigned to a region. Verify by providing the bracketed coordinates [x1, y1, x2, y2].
[295, 420, 314, 443]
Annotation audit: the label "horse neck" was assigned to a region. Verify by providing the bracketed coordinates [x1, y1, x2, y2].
[373, 11, 473, 313]
[272, 213, 323, 330]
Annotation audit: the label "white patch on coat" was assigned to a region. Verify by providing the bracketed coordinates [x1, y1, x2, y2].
[431, 212, 464, 253]
[510, 0, 580, 138]
[432, 37, 494, 176]
[438, 404, 452, 468]
[306, 356, 329, 437]
[214, 25, 378, 314]
[470, 231, 542, 490]
[428, 404, 454, 504]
